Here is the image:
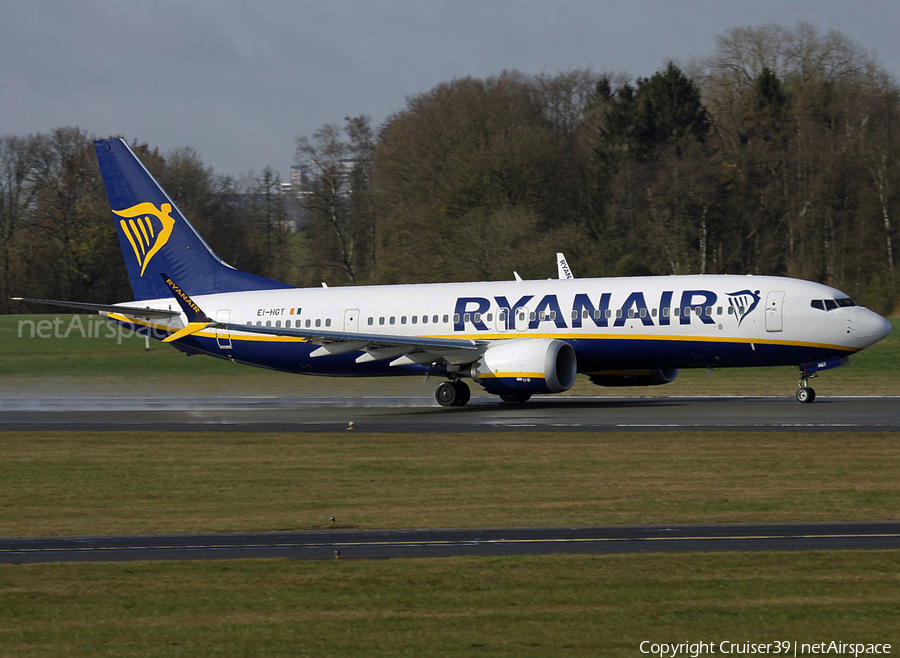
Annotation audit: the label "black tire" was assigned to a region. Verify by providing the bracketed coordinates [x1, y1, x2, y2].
[499, 392, 532, 403]
[453, 380, 471, 406]
[435, 381, 459, 407]
[796, 387, 816, 403]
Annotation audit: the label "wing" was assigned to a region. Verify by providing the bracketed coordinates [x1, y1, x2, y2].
[11, 297, 180, 318]
[214, 321, 486, 367]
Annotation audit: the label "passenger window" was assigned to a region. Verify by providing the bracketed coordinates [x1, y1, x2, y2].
[463, 313, 470, 323]
[639, 308, 646, 318]
[325, 319, 331, 327]
[662, 308, 669, 318]
[592, 310, 599, 319]
[443, 315, 449, 323]
[368, 317, 373, 325]
[487, 313, 492, 322]
[305, 319, 311, 328]
[379, 317, 385, 325]
[390, 317, 396, 325]
[627, 309, 635, 318]
[266, 320, 271, 327]
[705, 306, 712, 316]
[674, 308, 680, 317]
[473, 313, 481, 323]
[453, 314, 459, 324]
[550, 311, 557, 320]
[717, 307, 723, 315]
[276, 320, 281, 328]
[315, 319, 321, 327]
[605, 309, 612, 319]
[422, 315, 428, 324]
[616, 309, 623, 319]
[401, 316, 407, 324]
[652, 308, 657, 317]
[530, 311, 536, 321]
[411, 316, 417, 324]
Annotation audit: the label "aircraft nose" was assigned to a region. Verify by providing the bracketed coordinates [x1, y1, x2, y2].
[851, 308, 892, 346]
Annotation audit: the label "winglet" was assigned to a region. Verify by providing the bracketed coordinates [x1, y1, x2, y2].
[160, 273, 210, 323]
[557, 253, 574, 280]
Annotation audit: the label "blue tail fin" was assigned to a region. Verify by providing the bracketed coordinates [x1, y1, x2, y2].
[94, 138, 291, 300]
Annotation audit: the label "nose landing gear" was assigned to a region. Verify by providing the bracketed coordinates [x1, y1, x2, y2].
[796, 373, 817, 403]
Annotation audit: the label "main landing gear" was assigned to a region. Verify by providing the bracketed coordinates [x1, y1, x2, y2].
[435, 380, 471, 407]
[796, 373, 817, 404]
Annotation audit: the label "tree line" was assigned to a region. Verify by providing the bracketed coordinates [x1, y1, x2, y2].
[2, 22, 898, 315]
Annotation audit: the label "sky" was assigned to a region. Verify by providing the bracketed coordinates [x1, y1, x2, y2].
[4, 0, 900, 179]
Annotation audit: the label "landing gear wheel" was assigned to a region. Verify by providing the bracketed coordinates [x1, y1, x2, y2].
[453, 380, 471, 406]
[499, 392, 532, 403]
[436, 380, 471, 407]
[435, 381, 458, 407]
[796, 387, 816, 403]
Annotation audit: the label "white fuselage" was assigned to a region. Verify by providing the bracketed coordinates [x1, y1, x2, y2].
[108, 273, 890, 378]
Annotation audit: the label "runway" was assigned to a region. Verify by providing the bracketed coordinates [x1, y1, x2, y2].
[2, 522, 899, 564]
[1, 395, 898, 432]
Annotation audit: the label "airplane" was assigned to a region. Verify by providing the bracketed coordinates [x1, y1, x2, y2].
[13, 138, 893, 407]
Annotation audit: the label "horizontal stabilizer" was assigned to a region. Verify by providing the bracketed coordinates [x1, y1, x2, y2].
[10, 297, 179, 317]
[162, 322, 211, 343]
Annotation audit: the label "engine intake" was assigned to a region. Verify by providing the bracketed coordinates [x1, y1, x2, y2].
[472, 338, 577, 395]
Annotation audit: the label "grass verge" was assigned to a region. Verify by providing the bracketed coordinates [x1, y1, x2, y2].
[2, 431, 899, 537]
[1, 552, 898, 657]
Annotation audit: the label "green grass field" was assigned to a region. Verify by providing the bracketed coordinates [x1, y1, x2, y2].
[1, 315, 898, 397]
[2, 552, 898, 657]
[2, 430, 899, 537]
[1, 429, 899, 656]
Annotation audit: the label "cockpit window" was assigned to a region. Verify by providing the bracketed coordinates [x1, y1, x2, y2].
[811, 297, 857, 311]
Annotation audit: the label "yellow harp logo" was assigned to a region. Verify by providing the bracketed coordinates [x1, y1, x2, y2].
[114, 203, 176, 277]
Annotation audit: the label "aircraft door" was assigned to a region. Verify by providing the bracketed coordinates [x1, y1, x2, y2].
[496, 308, 508, 333]
[344, 308, 360, 333]
[515, 307, 529, 332]
[765, 292, 784, 332]
[215, 309, 232, 349]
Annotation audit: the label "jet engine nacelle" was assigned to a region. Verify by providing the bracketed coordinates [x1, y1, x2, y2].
[588, 368, 679, 387]
[471, 338, 577, 395]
